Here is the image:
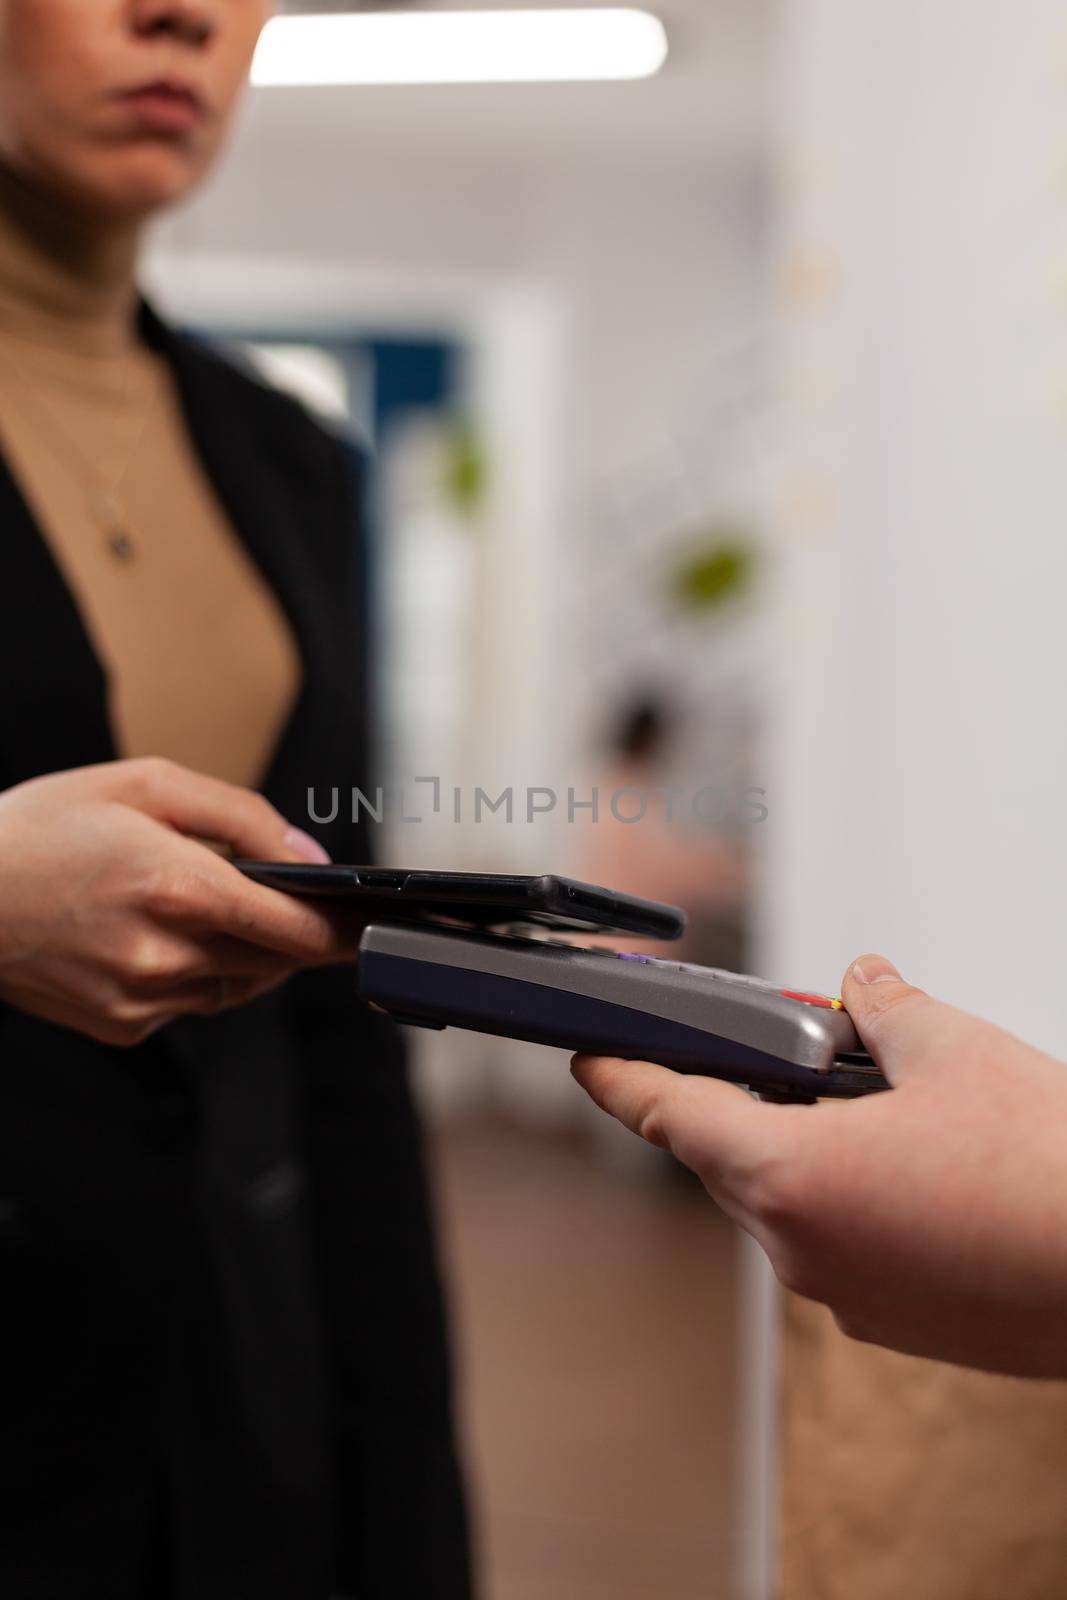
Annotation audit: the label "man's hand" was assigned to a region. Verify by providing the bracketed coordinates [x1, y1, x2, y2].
[573, 955, 1067, 1378]
[0, 758, 360, 1047]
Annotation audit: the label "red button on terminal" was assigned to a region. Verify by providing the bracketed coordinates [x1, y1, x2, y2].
[781, 989, 843, 1011]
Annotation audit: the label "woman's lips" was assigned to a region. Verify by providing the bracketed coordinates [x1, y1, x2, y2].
[114, 81, 206, 135]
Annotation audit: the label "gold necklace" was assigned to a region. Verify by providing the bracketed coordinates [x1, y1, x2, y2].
[0, 339, 159, 563]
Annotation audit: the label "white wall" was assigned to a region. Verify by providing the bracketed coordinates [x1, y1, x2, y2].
[763, 0, 1067, 1051]
[739, 10, 1067, 1595]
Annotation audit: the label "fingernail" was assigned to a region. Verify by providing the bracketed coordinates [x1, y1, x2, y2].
[851, 956, 902, 986]
[284, 827, 332, 865]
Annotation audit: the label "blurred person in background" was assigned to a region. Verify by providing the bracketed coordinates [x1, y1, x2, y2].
[581, 691, 748, 967]
[0, 3, 470, 1597]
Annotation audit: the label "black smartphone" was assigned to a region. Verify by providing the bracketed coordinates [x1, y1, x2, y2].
[234, 863, 686, 941]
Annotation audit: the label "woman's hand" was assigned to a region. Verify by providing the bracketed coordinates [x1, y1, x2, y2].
[573, 955, 1067, 1378]
[0, 758, 357, 1047]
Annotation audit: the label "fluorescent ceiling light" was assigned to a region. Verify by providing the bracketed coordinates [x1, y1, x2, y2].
[251, 8, 669, 88]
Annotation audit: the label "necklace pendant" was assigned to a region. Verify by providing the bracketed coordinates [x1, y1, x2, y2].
[106, 529, 137, 563]
[90, 491, 137, 563]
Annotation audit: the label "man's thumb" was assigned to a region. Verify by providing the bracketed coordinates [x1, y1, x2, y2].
[841, 954, 942, 1085]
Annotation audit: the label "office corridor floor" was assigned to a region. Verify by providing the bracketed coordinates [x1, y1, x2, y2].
[430, 1118, 742, 1600]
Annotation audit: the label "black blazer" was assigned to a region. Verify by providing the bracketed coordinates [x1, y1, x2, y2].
[0, 306, 472, 1600]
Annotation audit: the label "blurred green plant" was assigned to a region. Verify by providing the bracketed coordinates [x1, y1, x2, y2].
[441, 419, 488, 520]
[670, 531, 757, 613]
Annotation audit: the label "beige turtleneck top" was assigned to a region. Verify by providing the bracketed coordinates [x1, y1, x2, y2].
[0, 171, 300, 788]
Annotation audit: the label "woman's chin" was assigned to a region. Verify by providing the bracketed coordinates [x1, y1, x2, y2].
[50, 146, 208, 223]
